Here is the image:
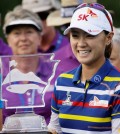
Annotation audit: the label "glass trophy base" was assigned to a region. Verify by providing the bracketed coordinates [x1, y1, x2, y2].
[0, 132, 51, 134]
[2, 113, 51, 134]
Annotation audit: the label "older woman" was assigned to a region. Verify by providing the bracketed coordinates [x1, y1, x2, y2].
[2, 6, 55, 126]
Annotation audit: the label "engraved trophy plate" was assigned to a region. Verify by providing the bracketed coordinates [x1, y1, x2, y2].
[0, 54, 59, 133]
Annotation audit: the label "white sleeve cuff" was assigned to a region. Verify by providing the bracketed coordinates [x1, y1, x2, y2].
[112, 118, 120, 134]
[48, 111, 62, 134]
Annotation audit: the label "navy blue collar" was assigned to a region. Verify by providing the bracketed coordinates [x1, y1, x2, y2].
[73, 59, 114, 84]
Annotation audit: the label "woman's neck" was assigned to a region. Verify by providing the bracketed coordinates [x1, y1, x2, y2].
[81, 58, 105, 81]
[14, 57, 39, 73]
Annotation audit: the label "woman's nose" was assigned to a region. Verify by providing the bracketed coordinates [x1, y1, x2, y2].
[77, 36, 86, 47]
[20, 33, 27, 41]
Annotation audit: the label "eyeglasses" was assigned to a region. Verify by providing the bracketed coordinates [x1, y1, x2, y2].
[74, 3, 113, 31]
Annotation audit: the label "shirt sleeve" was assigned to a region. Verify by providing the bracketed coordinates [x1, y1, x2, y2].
[0, 38, 12, 55]
[111, 85, 120, 119]
[112, 118, 120, 134]
[51, 80, 59, 114]
[48, 111, 62, 134]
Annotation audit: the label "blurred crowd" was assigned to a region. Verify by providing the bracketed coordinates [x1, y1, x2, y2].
[0, 0, 120, 133]
[0, 0, 81, 127]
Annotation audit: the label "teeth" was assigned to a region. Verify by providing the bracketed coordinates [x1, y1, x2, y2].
[80, 51, 88, 54]
[79, 51, 89, 56]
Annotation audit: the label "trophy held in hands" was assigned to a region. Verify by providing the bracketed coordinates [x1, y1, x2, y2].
[0, 54, 59, 133]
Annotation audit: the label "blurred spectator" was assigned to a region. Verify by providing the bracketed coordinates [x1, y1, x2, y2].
[110, 27, 120, 70]
[47, 0, 80, 83]
[2, 5, 55, 125]
[0, 38, 12, 55]
[22, 0, 69, 53]
[108, 10, 115, 23]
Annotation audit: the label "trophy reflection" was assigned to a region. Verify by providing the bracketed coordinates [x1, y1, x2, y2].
[0, 54, 59, 133]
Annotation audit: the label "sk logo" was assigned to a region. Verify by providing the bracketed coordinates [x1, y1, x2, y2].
[77, 14, 89, 21]
[77, 8, 98, 21]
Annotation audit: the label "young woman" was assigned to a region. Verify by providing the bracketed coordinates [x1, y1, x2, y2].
[48, 3, 120, 134]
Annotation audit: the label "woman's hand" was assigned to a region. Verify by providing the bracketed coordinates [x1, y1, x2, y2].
[48, 128, 57, 134]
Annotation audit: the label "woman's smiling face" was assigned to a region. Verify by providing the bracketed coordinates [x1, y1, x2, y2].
[70, 28, 111, 67]
[7, 25, 41, 55]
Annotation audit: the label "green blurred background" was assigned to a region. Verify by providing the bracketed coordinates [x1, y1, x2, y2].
[0, 0, 120, 41]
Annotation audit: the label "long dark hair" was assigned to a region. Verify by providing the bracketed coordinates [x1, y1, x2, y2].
[104, 31, 113, 58]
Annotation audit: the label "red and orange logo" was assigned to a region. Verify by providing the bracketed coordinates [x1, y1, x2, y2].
[77, 8, 98, 21]
[87, 8, 98, 18]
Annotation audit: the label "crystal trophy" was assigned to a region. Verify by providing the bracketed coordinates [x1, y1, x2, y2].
[0, 53, 59, 133]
